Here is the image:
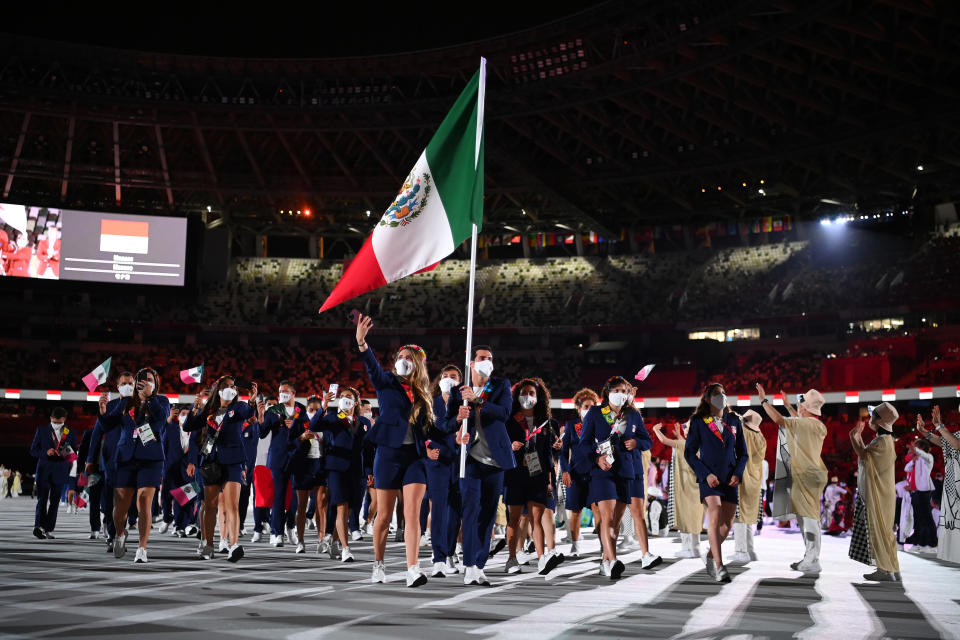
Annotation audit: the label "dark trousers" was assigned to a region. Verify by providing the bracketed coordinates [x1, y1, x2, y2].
[459, 459, 503, 570]
[348, 477, 364, 532]
[34, 473, 63, 532]
[426, 461, 462, 562]
[87, 480, 104, 532]
[906, 489, 938, 547]
[239, 481, 251, 530]
[269, 468, 297, 535]
[101, 478, 116, 538]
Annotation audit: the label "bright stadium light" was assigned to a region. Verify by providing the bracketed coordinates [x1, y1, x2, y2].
[820, 218, 832, 226]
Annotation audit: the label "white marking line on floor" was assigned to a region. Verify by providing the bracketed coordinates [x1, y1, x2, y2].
[286, 613, 379, 640]
[893, 548, 960, 636]
[28, 585, 334, 637]
[469, 560, 702, 639]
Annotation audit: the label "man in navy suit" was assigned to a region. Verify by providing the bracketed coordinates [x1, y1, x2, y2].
[160, 405, 195, 535]
[86, 372, 135, 548]
[446, 345, 516, 586]
[260, 381, 308, 546]
[30, 407, 77, 539]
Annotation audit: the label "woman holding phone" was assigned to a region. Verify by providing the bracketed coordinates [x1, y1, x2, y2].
[355, 314, 433, 587]
[184, 375, 263, 562]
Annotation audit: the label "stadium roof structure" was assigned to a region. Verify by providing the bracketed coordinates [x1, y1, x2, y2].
[0, 0, 958, 239]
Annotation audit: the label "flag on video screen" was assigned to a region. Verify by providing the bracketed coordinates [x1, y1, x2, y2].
[100, 219, 149, 254]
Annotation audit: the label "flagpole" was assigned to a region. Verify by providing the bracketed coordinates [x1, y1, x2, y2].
[459, 222, 478, 479]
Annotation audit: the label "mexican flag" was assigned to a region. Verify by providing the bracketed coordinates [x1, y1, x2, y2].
[82, 357, 112, 392]
[180, 363, 204, 385]
[319, 59, 486, 312]
[171, 481, 201, 506]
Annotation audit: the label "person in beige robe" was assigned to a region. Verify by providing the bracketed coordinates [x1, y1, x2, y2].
[850, 402, 901, 581]
[653, 422, 703, 558]
[731, 410, 767, 563]
[757, 385, 828, 572]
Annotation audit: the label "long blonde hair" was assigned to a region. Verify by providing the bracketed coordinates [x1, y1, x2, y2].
[397, 345, 435, 432]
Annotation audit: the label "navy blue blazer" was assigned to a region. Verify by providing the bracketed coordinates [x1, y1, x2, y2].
[30, 423, 78, 485]
[560, 419, 587, 475]
[442, 377, 516, 471]
[684, 413, 748, 485]
[425, 395, 458, 465]
[628, 417, 653, 479]
[99, 395, 170, 464]
[574, 404, 644, 479]
[310, 408, 370, 473]
[360, 346, 427, 454]
[241, 421, 260, 469]
[183, 400, 256, 466]
[516, 416, 559, 487]
[260, 402, 310, 471]
[86, 421, 121, 475]
[162, 419, 188, 471]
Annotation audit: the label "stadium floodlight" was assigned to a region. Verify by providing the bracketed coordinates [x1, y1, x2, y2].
[820, 218, 832, 226]
[917, 164, 924, 171]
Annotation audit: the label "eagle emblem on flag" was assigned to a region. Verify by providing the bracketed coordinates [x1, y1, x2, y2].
[379, 169, 432, 228]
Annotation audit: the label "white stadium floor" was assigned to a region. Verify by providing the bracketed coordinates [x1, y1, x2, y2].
[0, 497, 957, 639]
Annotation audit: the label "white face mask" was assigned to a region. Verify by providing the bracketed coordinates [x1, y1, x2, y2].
[219, 387, 238, 403]
[338, 397, 355, 412]
[579, 407, 590, 420]
[608, 392, 629, 408]
[118, 384, 134, 398]
[178, 415, 187, 426]
[278, 392, 293, 404]
[51, 421, 65, 430]
[473, 360, 494, 378]
[306, 410, 317, 420]
[361, 411, 373, 420]
[394, 358, 414, 377]
[519, 395, 537, 410]
[710, 393, 727, 411]
[439, 377, 458, 395]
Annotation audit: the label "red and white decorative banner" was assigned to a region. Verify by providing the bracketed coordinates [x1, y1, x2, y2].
[5, 389, 20, 399]
[918, 387, 933, 400]
[772, 393, 785, 406]
[46, 390, 62, 401]
[166, 394, 180, 403]
[85, 393, 101, 402]
[666, 397, 680, 408]
[881, 389, 897, 402]
[635, 397, 645, 409]
[736, 395, 751, 407]
[845, 391, 860, 403]
[560, 398, 575, 410]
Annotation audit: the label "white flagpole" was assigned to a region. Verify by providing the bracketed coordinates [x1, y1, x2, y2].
[459, 223, 479, 479]
[460, 57, 485, 480]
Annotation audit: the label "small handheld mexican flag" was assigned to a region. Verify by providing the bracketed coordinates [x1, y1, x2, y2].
[180, 363, 204, 385]
[82, 357, 112, 392]
[319, 60, 486, 312]
[170, 481, 200, 506]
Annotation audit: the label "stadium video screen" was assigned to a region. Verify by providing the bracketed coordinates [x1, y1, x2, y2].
[0, 203, 187, 286]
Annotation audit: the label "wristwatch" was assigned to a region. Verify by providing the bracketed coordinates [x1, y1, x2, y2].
[761, 398, 770, 405]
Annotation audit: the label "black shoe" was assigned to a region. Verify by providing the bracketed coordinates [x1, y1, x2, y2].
[394, 530, 405, 543]
[488, 538, 506, 559]
[610, 560, 626, 579]
[174, 530, 186, 538]
[105, 538, 115, 553]
[227, 545, 245, 563]
[32, 527, 46, 540]
[43, 531, 55, 539]
[523, 540, 535, 554]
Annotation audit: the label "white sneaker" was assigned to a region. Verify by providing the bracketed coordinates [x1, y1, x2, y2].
[307, 519, 316, 531]
[476, 569, 491, 586]
[729, 552, 753, 564]
[251, 531, 262, 543]
[795, 559, 821, 573]
[505, 556, 521, 574]
[537, 550, 563, 576]
[341, 547, 354, 563]
[286, 527, 298, 546]
[351, 530, 363, 541]
[641, 552, 663, 570]
[431, 561, 447, 577]
[569, 540, 580, 558]
[218, 539, 230, 554]
[157, 522, 170, 534]
[419, 533, 430, 547]
[445, 556, 460, 574]
[621, 535, 641, 550]
[319, 535, 331, 556]
[464, 566, 479, 585]
[406, 565, 427, 587]
[134, 547, 148, 564]
[270, 535, 283, 547]
[456, 542, 463, 555]
[87, 531, 98, 540]
[371, 560, 386, 584]
[113, 533, 127, 559]
[675, 547, 699, 559]
[599, 560, 611, 577]
[295, 542, 305, 554]
[705, 554, 717, 579]
[365, 522, 374, 535]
